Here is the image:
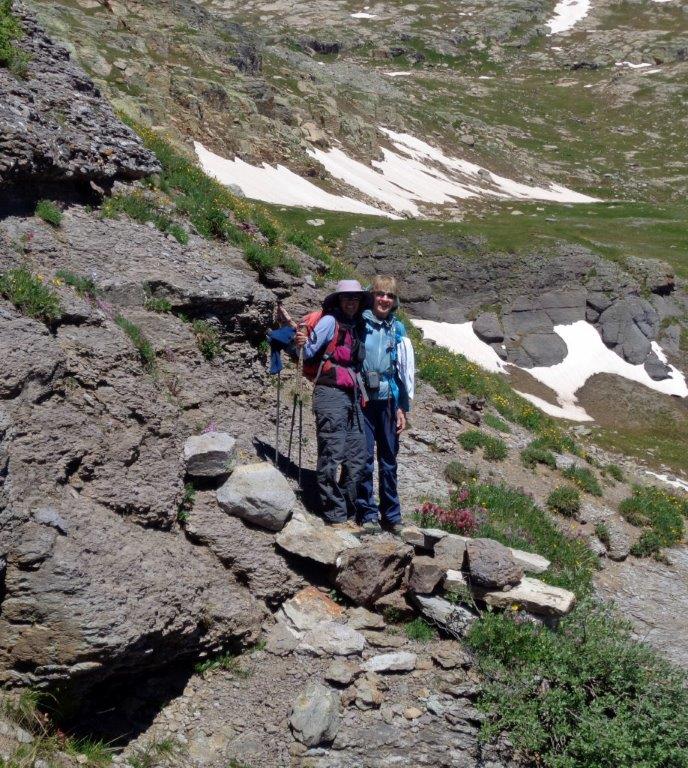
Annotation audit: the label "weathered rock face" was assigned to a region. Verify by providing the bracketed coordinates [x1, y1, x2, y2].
[464, 538, 523, 589]
[0, 5, 159, 200]
[290, 682, 341, 747]
[335, 538, 413, 607]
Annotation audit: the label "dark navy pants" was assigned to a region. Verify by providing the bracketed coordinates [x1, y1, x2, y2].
[356, 399, 401, 525]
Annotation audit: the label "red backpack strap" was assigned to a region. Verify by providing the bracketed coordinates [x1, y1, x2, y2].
[312, 319, 340, 382]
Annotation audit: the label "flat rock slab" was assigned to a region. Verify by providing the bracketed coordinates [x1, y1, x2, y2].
[217, 463, 295, 531]
[276, 514, 361, 566]
[465, 538, 523, 589]
[277, 586, 345, 633]
[347, 606, 386, 631]
[183, 432, 236, 478]
[445, 570, 575, 617]
[363, 652, 417, 673]
[510, 548, 550, 574]
[290, 682, 341, 746]
[324, 659, 360, 686]
[335, 538, 412, 607]
[297, 621, 366, 657]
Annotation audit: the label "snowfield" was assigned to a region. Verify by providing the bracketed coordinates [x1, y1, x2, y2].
[412, 319, 687, 422]
[195, 128, 598, 218]
[546, 0, 591, 35]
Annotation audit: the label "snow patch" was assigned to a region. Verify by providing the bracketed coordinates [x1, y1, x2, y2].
[411, 319, 687, 423]
[645, 471, 688, 493]
[194, 141, 397, 218]
[546, 0, 591, 35]
[615, 61, 651, 69]
[385, 71, 413, 77]
[351, 11, 377, 18]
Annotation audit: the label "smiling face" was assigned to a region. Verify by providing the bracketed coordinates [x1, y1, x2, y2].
[338, 292, 361, 319]
[373, 290, 395, 319]
[370, 275, 398, 320]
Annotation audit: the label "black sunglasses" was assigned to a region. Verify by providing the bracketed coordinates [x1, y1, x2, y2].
[374, 291, 396, 300]
[340, 293, 361, 300]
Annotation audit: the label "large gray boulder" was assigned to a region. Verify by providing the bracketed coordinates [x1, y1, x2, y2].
[290, 682, 341, 746]
[598, 296, 659, 364]
[217, 463, 295, 531]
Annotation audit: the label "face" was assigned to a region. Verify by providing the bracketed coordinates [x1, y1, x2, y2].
[373, 289, 395, 319]
[338, 293, 361, 318]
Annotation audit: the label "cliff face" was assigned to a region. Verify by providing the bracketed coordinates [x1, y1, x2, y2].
[0, 4, 159, 208]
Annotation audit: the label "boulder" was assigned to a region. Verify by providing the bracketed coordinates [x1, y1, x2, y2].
[400, 525, 446, 550]
[264, 622, 300, 656]
[408, 556, 445, 594]
[509, 548, 550, 574]
[277, 586, 345, 633]
[354, 676, 384, 709]
[290, 682, 341, 746]
[347, 606, 386, 631]
[183, 432, 236, 478]
[324, 659, 360, 686]
[598, 297, 658, 364]
[297, 621, 366, 657]
[362, 652, 417, 673]
[217, 463, 295, 531]
[464, 538, 523, 588]
[411, 595, 477, 639]
[335, 538, 413, 606]
[276, 513, 361, 566]
[434, 400, 481, 426]
[433, 534, 469, 567]
[374, 590, 416, 622]
[473, 312, 503, 343]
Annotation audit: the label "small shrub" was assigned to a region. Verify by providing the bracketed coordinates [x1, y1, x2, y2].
[167, 223, 188, 245]
[458, 429, 507, 461]
[64, 737, 114, 767]
[414, 495, 478, 536]
[126, 738, 178, 768]
[563, 465, 603, 496]
[483, 413, 510, 433]
[404, 617, 437, 642]
[56, 269, 98, 298]
[604, 463, 624, 482]
[177, 482, 195, 524]
[444, 460, 479, 486]
[102, 192, 187, 243]
[620, 485, 687, 557]
[145, 296, 172, 313]
[595, 522, 610, 549]
[521, 442, 557, 470]
[35, 199, 63, 227]
[191, 319, 222, 360]
[115, 315, 156, 372]
[194, 652, 249, 677]
[546, 485, 580, 517]
[0, 267, 61, 324]
[467, 601, 688, 768]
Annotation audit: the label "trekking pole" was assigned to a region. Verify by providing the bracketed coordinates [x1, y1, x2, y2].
[274, 370, 281, 468]
[287, 393, 297, 464]
[296, 329, 305, 489]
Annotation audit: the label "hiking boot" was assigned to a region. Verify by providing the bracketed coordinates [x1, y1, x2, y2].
[389, 523, 404, 537]
[361, 520, 382, 535]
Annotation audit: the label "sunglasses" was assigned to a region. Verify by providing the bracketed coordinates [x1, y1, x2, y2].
[340, 293, 361, 300]
[374, 291, 396, 300]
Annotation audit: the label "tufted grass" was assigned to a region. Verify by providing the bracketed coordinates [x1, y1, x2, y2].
[115, 315, 157, 373]
[0, 267, 61, 324]
[0, 0, 29, 77]
[35, 200, 63, 227]
[619, 485, 687, 557]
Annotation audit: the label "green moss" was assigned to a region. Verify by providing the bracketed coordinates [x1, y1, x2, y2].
[0, 267, 61, 324]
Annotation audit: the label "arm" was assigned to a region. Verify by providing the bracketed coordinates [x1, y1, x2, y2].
[296, 315, 336, 360]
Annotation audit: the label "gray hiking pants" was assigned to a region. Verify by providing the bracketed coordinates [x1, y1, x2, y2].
[313, 384, 367, 523]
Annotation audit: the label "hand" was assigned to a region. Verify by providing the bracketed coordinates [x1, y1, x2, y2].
[295, 328, 308, 348]
[396, 408, 407, 434]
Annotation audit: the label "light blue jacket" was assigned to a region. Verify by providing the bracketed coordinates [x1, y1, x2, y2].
[362, 310, 415, 412]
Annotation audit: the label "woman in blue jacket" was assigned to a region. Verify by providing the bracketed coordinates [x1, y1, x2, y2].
[356, 275, 415, 534]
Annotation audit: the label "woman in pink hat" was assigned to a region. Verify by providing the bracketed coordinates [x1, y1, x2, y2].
[295, 280, 368, 530]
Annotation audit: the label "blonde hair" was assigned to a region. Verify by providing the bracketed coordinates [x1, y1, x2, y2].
[371, 275, 398, 296]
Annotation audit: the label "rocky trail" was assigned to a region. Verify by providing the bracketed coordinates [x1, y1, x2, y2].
[2, 3, 688, 768]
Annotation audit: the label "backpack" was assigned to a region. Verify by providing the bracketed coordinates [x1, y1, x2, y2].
[299, 310, 359, 387]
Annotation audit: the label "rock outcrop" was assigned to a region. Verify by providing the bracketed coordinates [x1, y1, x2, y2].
[0, 4, 159, 203]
